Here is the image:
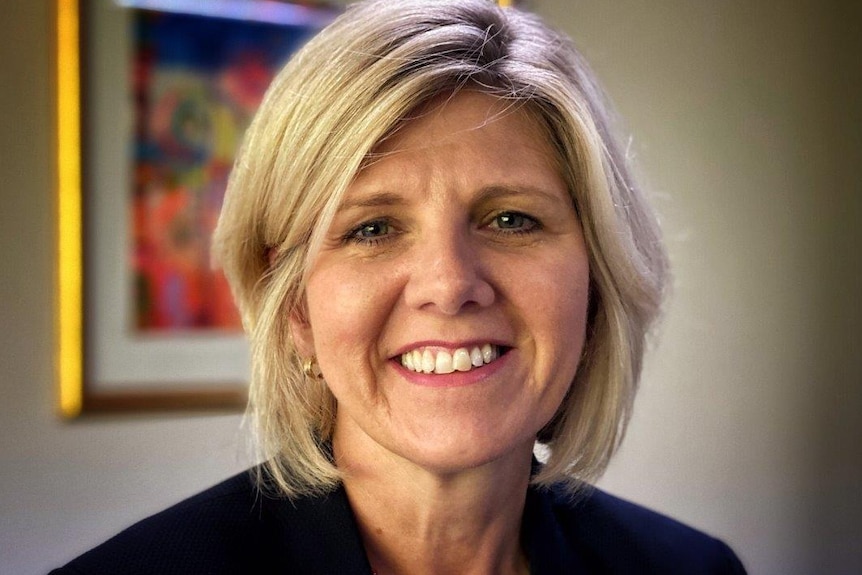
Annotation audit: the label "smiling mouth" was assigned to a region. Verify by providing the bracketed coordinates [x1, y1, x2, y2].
[400, 344, 505, 375]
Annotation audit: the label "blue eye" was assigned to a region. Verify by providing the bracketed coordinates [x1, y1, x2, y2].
[355, 220, 389, 238]
[344, 218, 393, 246]
[492, 211, 540, 233]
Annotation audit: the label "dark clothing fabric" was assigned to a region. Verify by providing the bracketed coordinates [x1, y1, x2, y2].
[51, 468, 747, 574]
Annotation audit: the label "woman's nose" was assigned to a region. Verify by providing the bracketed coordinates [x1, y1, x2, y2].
[403, 227, 495, 315]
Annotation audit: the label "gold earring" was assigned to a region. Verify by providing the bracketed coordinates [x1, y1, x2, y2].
[302, 356, 322, 380]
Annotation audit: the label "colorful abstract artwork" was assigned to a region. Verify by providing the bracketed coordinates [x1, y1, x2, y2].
[131, 10, 314, 331]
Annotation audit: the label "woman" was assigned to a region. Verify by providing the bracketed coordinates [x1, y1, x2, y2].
[53, 1, 746, 573]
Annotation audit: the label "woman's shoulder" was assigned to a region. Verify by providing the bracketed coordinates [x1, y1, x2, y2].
[49, 470, 271, 574]
[50, 467, 370, 574]
[526, 483, 747, 574]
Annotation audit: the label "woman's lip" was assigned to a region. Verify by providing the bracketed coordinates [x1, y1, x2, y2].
[391, 349, 512, 388]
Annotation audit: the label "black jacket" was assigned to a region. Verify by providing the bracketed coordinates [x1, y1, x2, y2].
[51, 468, 747, 574]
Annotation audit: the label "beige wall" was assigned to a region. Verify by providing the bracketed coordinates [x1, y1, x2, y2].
[0, 1, 858, 574]
[531, 1, 861, 573]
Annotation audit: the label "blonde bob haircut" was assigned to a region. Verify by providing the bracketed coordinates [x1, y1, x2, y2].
[213, 0, 668, 498]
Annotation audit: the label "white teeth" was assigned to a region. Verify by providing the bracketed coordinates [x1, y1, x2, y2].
[400, 345, 501, 375]
[482, 343, 494, 364]
[470, 347, 484, 367]
[421, 349, 435, 373]
[452, 348, 472, 372]
[435, 350, 454, 374]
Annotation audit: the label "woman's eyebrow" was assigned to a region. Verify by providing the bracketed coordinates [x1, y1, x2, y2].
[336, 184, 566, 214]
[475, 184, 567, 205]
[336, 191, 406, 213]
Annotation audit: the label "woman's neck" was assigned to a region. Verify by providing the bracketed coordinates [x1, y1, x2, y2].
[333, 422, 534, 575]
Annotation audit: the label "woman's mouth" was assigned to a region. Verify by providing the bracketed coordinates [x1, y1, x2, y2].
[399, 344, 504, 375]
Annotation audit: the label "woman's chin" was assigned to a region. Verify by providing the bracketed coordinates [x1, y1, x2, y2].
[388, 429, 535, 478]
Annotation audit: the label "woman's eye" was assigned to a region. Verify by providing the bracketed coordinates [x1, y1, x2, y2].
[345, 219, 393, 245]
[490, 211, 540, 233]
[357, 220, 389, 238]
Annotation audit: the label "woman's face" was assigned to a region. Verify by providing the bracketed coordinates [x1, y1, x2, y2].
[291, 92, 590, 474]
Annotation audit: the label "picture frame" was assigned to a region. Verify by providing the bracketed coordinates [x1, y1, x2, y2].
[55, 0, 337, 416]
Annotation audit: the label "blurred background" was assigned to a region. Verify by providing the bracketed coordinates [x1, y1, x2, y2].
[1, 1, 859, 573]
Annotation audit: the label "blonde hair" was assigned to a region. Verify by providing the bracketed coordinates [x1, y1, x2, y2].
[213, 0, 668, 497]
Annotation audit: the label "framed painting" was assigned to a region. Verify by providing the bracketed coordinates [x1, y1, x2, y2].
[55, 0, 338, 416]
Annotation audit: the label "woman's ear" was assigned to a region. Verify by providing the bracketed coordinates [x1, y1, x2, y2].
[265, 246, 278, 268]
[288, 305, 315, 358]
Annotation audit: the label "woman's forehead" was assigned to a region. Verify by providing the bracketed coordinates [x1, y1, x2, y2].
[334, 93, 568, 216]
